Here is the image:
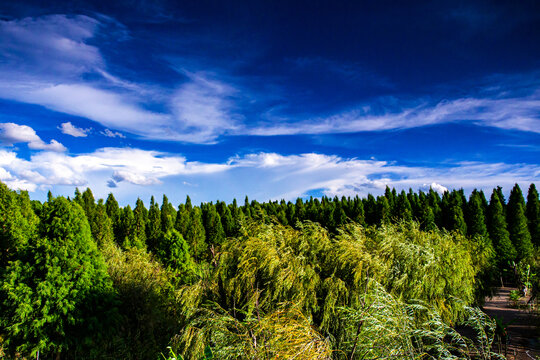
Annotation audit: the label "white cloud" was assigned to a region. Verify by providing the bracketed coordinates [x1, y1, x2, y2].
[0, 123, 66, 152]
[421, 182, 448, 194]
[101, 129, 125, 138]
[59, 122, 91, 137]
[1, 147, 537, 206]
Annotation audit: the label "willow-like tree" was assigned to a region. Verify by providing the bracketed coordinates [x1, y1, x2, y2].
[0, 197, 117, 358]
[526, 183, 540, 247]
[507, 184, 533, 260]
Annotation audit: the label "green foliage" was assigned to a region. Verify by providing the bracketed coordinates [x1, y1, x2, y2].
[507, 185, 533, 261]
[101, 243, 178, 359]
[487, 191, 516, 267]
[0, 197, 117, 358]
[526, 183, 540, 247]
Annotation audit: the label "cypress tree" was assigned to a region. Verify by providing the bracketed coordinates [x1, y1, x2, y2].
[418, 197, 436, 231]
[81, 188, 96, 222]
[91, 199, 115, 248]
[186, 207, 207, 261]
[1, 197, 117, 357]
[146, 196, 162, 252]
[105, 193, 121, 242]
[487, 191, 516, 266]
[507, 184, 533, 260]
[377, 196, 391, 225]
[133, 198, 147, 248]
[364, 194, 378, 226]
[395, 191, 413, 222]
[466, 191, 488, 238]
[160, 195, 176, 233]
[204, 204, 225, 246]
[526, 183, 540, 247]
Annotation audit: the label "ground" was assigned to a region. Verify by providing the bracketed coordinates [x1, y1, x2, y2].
[483, 287, 539, 359]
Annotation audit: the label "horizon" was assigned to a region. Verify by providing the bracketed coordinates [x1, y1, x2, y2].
[0, 0, 539, 206]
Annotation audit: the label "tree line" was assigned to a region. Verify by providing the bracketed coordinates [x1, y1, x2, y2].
[0, 181, 538, 359]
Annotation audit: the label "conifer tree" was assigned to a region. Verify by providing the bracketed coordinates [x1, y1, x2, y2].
[91, 199, 114, 248]
[133, 198, 147, 248]
[186, 207, 207, 261]
[487, 191, 516, 266]
[526, 183, 540, 247]
[81, 188, 96, 221]
[217, 201, 235, 236]
[119, 205, 136, 248]
[105, 193, 121, 242]
[507, 184, 533, 260]
[175, 203, 190, 237]
[418, 197, 436, 231]
[1, 197, 117, 357]
[395, 191, 413, 222]
[204, 204, 225, 246]
[466, 191, 488, 238]
[363, 194, 378, 225]
[377, 196, 391, 224]
[146, 196, 162, 252]
[0, 182, 38, 268]
[161, 195, 176, 233]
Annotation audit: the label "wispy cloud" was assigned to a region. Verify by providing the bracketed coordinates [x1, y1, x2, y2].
[59, 122, 91, 137]
[101, 129, 125, 138]
[248, 88, 540, 136]
[0, 123, 66, 152]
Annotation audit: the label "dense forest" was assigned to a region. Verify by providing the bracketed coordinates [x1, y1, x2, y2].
[0, 181, 538, 359]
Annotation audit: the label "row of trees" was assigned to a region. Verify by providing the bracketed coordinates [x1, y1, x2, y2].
[0, 181, 538, 358]
[71, 183, 538, 267]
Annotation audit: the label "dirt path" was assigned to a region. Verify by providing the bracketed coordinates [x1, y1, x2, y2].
[482, 287, 539, 359]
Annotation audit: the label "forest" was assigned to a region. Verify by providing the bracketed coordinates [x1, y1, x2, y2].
[0, 181, 538, 359]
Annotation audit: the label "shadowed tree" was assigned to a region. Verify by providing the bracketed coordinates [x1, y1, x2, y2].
[487, 190, 516, 267]
[507, 184, 533, 260]
[526, 183, 540, 247]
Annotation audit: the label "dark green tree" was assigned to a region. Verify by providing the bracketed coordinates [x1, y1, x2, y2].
[204, 204, 225, 246]
[146, 196, 162, 252]
[487, 191, 516, 266]
[91, 199, 114, 248]
[0, 197, 117, 357]
[526, 183, 540, 247]
[186, 207, 207, 261]
[466, 191, 488, 238]
[507, 184, 533, 260]
[133, 198, 148, 248]
[161, 195, 176, 233]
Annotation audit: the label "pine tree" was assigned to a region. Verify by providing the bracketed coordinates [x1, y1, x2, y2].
[418, 197, 436, 231]
[158, 229, 194, 282]
[364, 194, 378, 226]
[377, 196, 391, 225]
[507, 184, 533, 260]
[175, 203, 190, 237]
[119, 205, 136, 248]
[0, 197, 117, 357]
[81, 188, 96, 222]
[487, 191, 516, 266]
[526, 183, 540, 247]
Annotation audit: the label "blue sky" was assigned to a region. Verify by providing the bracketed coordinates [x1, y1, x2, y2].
[0, 0, 539, 206]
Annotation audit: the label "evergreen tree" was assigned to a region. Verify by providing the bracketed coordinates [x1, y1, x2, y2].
[186, 207, 207, 261]
[395, 191, 413, 222]
[91, 199, 114, 248]
[487, 191, 516, 266]
[526, 183, 540, 247]
[175, 203, 190, 237]
[133, 198, 148, 248]
[377, 196, 391, 225]
[418, 197, 436, 231]
[466, 191, 488, 238]
[119, 205, 136, 248]
[81, 188, 96, 222]
[204, 204, 225, 246]
[507, 184, 533, 260]
[105, 193, 121, 242]
[363, 194, 378, 225]
[0, 197, 117, 357]
[161, 195, 176, 233]
[158, 229, 194, 281]
[217, 201, 235, 236]
[0, 182, 38, 268]
[146, 196, 162, 252]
